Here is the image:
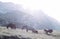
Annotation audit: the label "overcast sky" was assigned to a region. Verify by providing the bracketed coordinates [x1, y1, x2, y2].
[0, 0, 60, 22]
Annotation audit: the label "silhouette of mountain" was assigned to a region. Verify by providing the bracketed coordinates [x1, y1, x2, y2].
[33, 10, 60, 30]
[0, 1, 60, 30]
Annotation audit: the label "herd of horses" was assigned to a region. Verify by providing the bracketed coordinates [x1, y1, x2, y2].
[6, 23, 53, 35]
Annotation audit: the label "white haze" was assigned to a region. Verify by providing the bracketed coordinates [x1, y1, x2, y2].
[0, 0, 60, 22]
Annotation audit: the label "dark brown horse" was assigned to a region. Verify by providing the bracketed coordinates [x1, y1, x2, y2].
[44, 29, 53, 35]
[22, 26, 38, 34]
[6, 23, 16, 29]
[32, 29, 38, 34]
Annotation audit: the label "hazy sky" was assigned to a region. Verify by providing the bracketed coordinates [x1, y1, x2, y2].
[0, 0, 60, 22]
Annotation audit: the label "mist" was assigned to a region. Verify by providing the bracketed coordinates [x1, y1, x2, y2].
[0, 1, 60, 31]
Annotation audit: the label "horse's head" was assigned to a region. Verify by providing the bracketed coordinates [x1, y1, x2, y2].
[49, 29, 53, 33]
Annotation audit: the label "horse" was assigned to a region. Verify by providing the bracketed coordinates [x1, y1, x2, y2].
[44, 29, 53, 35]
[6, 23, 16, 29]
[32, 29, 38, 34]
[22, 26, 38, 34]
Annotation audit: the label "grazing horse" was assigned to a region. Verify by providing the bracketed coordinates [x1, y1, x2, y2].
[32, 29, 38, 34]
[22, 26, 38, 34]
[44, 29, 53, 35]
[6, 23, 16, 29]
[22, 26, 29, 32]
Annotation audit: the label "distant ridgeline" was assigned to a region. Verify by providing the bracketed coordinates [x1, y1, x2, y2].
[0, 1, 60, 30]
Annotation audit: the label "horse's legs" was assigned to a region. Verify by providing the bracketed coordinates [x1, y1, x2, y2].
[7, 26, 9, 29]
[46, 31, 48, 34]
[26, 29, 28, 32]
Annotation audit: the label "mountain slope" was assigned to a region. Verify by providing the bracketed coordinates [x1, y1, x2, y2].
[0, 1, 60, 30]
